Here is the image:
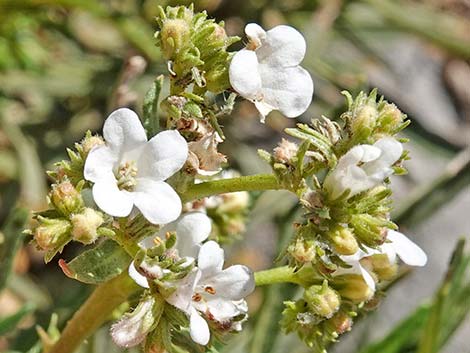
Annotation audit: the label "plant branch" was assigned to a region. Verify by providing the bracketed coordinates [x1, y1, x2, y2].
[180, 174, 281, 202]
[49, 273, 140, 353]
[255, 266, 301, 286]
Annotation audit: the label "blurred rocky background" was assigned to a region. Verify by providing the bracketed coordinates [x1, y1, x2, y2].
[0, 0, 468, 352]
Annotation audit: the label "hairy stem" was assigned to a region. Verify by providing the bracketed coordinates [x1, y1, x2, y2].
[181, 174, 281, 202]
[255, 266, 301, 286]
[49, 273, 139, 353]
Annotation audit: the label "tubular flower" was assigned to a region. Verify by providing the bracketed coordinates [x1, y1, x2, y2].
[167, 241, 255, 345]
[128, 212, 212, 288]
[324, 138, 403, 200]
[229, 23, 314, 122]
[84, 108, 188, 224]
[334, 230, 427, 291]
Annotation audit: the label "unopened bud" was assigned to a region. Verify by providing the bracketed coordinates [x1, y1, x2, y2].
[303, 282, 341, 318]
[273, 138, 298, 165]
[160, 19, 191, 60]
[288, 238, 316, 264]
[81, 134, 104, 155]
[336, 274, 375, 303]
[368, 254, 398, 281]
[325, 311, 353, 336]
[34, 217, 72, 251]
[71, 208, 104, 244]
[378, 103, 404, 133]
[50, 181, 84, 216]
[329, 227, 358, 255]
[351, 105, 377, 138]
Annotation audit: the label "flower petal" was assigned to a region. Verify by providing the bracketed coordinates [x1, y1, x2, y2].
[374, 138, 403, 165]
[189, 308, 210, 345]
[132, 179, 182, 225]
[176, 212, 212, 259]
[258, 65, 313, 118]
[103, 108, 147, 154]
[245, 23, 266, 47]
[167, 268, 201, 313]
[387, 230, 427, 267]
[205, 297, 240, 322]
[359, 264, 376, 291]
[83, 145, 118, 183]
[229, 49, 262, 100]
[257, 25, 307, 67]
[208, 265, 255, 300]
[128, 261, 149, 288]
[198, 241, 225, 277]
[92, 179, 134, 217]
[137, 130, 188, 181]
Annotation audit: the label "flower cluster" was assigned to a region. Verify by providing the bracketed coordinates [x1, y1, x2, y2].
[28, 5, 428, 353]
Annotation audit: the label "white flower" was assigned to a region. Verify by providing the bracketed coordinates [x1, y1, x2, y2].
[167, 241, 255, 345]
[84, 108, 188, 224]
[335, 230, 427, 291]
[324, 138, 403, 200]
[128, 212, 212, 288]
[229, 23, 314, 122]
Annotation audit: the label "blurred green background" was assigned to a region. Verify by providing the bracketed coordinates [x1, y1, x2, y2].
[0, 0, 469, 352]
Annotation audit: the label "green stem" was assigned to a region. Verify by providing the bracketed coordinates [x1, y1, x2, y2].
[181, 174, 281, 202]
[255, 266, 301, 286]
[49, 273, 139, 353]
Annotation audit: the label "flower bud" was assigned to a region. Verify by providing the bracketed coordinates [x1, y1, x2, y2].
[160, 19, 191, 60]
[368, 254, 398, 281]
[273, 138, 298, 165]
[324, 311, 353, 336]
[34, 217, 72, 251]
[328, 226, 358, 255]
[81, 134, 104, 156]
[303, 282, 341, 318]
[378, 103, 404, 133]
[50, 181, 84, 216]
[336, 274, 374, 303]
[70, 208, 104, 245]
[288, 237, 316, 264]
[351, 105, 377, 138]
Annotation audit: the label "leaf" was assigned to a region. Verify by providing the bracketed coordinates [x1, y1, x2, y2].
[59, 239, 131, 284]
[0, 303, 36, 336]
[142, 75, 164, 138]
[0, 208, 29, 290]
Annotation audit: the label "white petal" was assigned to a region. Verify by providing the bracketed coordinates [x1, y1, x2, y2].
[198, 241, 224, 277]
[138, 130, 188, 181]
[205, 297, 239, 322]
[258, 65, 313, 118]
[167, 268, 201, 313]
[359, 264, 376, 291]
[360, 145, 382, 163]
[387, 230, 427, 266]
[176, 212, 212, 259]
[189, 308, 210, 345]
[257, 25, 307, 67]
[92, 180, 133, 217]
[84, 145, 118, 183]
[132, 179, 182, 225]
[103, 108, 147, 154]
[208, 265, 255, 300]
[229, 49, 262, 100]
[254, 101, 276, 123]
[128, 261, 149, 288]
[245, 23, 266, 47]
[374, 138, 403, 165]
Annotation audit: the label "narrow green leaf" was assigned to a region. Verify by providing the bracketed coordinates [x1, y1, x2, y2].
[0, 303, 36, 336]
[59, 239, 131, 284]
[0, 207, 29, 290]
[143, 75, 164, 137]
